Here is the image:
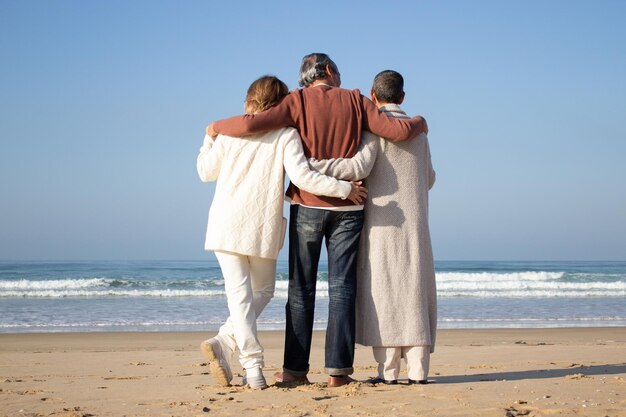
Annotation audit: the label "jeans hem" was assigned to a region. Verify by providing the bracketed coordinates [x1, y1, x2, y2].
[283, 367, 309, 377]
[324, 367, 353, 376]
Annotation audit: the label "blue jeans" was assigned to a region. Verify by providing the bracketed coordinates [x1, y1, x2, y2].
[283, 204, 364, 376]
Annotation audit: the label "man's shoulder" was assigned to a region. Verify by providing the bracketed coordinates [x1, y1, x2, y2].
[332, 88, 367, 106]
[339, 87, 363, 98]
[301, 86, 363, 97]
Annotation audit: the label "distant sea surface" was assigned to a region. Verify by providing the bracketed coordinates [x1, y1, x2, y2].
[1, 260, 625, 333]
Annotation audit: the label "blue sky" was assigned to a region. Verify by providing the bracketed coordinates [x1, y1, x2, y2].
[1, 0, 625, 261]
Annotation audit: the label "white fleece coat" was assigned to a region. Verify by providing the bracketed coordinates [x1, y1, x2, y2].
[197, 127, 351, 260]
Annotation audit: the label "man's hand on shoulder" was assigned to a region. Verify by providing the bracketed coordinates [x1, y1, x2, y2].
[413, 116, 428, 135]
[206, 123, 218, 139]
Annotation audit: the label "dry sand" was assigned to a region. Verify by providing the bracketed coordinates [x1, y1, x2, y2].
[1, 328, 625, 417]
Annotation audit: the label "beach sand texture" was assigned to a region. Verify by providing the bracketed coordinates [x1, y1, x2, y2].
[1, 328, 625, 417]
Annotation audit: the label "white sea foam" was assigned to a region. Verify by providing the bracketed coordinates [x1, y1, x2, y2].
[437, 281, 626, 291]
[0, 278, 112, 290]
[435, 271, 625, 297]
[1, 271, 624, 298]
[2, 261, 624, 333]
[0, 320, 212, 329]
[437, 289, 625, 297]
[436, 271, 565, 282]
[0, 289, 226, 298]
[439, 317, 626, 322]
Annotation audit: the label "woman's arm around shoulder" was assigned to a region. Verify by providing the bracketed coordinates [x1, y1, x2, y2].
[308, 131, 379, 181]
[280, 129, 367, 204]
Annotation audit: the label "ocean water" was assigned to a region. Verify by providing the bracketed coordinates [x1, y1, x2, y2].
[0, 260, 624, 333]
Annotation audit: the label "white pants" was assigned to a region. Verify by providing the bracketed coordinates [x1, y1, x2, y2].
[214, 251, 276, 370]
[372, 346, 430, 381]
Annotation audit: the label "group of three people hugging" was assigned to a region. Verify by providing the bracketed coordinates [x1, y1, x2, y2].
[197, 53, 436, 390]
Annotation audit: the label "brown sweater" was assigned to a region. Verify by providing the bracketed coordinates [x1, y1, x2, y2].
[213, 85, 426, 208]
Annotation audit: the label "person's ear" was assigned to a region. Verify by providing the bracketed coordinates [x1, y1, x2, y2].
[398, 91, 405, 105]
[325, 64, 334, 78]
[371, 90, 378, 104]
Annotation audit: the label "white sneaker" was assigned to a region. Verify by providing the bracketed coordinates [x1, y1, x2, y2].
[245, 367, 268, 390]
[201, 338, 233, 386]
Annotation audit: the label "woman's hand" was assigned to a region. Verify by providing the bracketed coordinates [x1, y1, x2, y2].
[347, 181, 368, 204]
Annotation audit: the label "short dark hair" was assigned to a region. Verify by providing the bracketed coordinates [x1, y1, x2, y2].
[298, 53, 339, 87]
[372, 70, 404, 104]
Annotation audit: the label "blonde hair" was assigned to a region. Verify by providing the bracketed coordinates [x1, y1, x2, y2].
[245, 75, 289, 114]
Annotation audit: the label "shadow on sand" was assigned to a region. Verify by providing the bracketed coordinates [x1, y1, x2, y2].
[432, 363, 626, 384]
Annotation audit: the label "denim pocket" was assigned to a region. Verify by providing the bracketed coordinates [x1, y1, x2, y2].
[295, 207, 324, 234]
[336, 210, 364, 231]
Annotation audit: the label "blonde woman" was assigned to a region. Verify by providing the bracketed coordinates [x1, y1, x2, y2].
[197, 75, 366, 389]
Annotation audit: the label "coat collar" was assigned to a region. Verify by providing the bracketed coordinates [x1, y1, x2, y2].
[379, 103, 408, 118]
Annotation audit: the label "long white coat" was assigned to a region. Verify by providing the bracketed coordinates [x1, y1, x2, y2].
[310, 104, 437, 349]
[197, 127, 351, 259]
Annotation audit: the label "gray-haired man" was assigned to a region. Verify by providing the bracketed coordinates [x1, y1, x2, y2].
[207, 54, 428, 387]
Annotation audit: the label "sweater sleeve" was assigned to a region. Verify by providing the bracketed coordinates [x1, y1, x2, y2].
[196, 134, 225, 182]
[361, 94, 427, 142]
[281, 129, 352, 199]
[307, 131, 380, 181]
[213, 93, 297, 138]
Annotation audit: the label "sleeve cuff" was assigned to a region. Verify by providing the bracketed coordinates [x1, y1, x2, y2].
[200, 134, 215, 151]
[339, 181, 351, 199]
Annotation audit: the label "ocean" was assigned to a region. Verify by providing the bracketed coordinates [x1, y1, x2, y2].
[0, 260, 625, 333]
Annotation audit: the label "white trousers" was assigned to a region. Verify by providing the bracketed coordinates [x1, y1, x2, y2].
[214, 251, 276, 370]
[372, 346, 430, 381]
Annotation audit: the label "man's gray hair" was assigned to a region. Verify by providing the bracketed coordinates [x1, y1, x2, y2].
[298, 53, 339, 87]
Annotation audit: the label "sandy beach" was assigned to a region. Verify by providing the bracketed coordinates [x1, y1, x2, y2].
[1, 328, 624, 417]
